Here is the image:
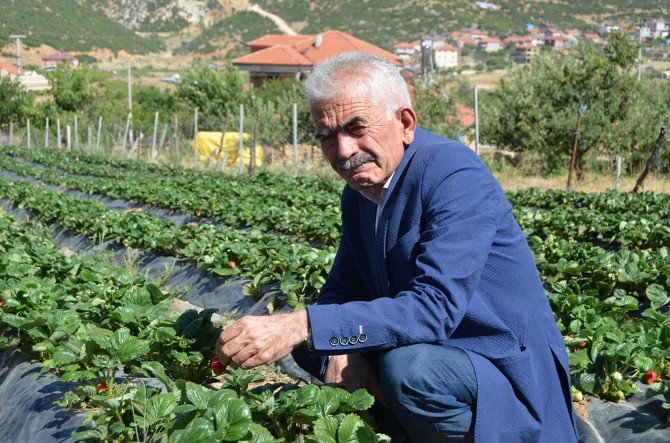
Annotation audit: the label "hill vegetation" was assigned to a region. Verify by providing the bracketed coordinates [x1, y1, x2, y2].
[0, 0, 162, 53]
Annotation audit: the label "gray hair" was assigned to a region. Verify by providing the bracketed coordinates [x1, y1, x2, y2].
[305, 51, 411, 119]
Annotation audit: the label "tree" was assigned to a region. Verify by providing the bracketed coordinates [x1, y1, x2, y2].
[480, 37, 651, 177]
[176, 65, 245, 129]
[413, 80, 460, 140]
[0, 76, 33, 128]
[48, 63, 93, 112]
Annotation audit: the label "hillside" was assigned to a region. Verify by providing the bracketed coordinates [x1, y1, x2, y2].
[3, 0, 668, 57]
[0, 0, 162, 53]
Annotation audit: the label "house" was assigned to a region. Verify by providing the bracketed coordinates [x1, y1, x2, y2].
[544, 35, 572, 49]
[504, 35, 542, 46]
[433, 44, 460, 70]
[477, 37, 503, 52]
[599, 23, 620, 36]
[393, 40, 421, 58]
[450, 32, 478, 48]
[232, 30, 402, 87]
[18, 71, 49, 91]
[41, 51, 78, 71]
[512, 43, 539, 64]
[0, 61, 18, 78]
[460, 27, 488, 40]
[651, 20, 669, 38]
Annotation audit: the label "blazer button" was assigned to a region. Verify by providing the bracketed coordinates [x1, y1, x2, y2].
[329, 337, 339, 346]
[349, 335, 358, 344]
[339, 336, 349, 346]
[358, 334, 367, 343]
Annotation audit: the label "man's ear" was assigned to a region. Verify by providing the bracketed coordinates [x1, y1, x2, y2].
[399, 106, 417, 146]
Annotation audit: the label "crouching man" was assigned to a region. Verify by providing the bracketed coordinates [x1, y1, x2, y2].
[216, 51, 578, 442]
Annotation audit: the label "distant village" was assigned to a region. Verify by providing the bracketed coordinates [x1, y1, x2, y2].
[393, 19, 670, 73]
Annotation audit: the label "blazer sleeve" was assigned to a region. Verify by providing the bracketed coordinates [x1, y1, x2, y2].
[306, 150, 505, 354]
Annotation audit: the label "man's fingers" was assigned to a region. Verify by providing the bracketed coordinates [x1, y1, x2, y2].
[220, 322, 243, 342]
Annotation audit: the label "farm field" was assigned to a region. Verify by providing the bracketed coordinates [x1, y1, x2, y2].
[0, 146, 669, 440]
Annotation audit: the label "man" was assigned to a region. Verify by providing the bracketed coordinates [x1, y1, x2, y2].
[216, 51, 578, 442]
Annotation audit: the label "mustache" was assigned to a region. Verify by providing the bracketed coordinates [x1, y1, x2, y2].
[337, 152, 375, 171]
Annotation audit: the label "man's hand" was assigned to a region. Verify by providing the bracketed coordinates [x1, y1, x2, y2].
[325, 354, 388, 407]
[216, 310, 308, 369]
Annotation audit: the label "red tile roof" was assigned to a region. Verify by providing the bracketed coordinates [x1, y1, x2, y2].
[455, 102, 475, 127]
[246, 34, 314, 49]
[434, 43, 458, 52]
[0, 61, 18, 76]
[234, 30, 401, 67]
[393, 40, 420, 49]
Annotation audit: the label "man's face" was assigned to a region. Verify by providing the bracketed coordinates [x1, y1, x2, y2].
[311, 92, 407, 191]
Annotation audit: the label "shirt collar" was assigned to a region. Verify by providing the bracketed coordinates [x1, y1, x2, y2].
[359, 172, 395, 206]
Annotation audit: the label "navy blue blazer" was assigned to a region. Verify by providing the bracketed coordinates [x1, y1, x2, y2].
[305, 127, 578, 441]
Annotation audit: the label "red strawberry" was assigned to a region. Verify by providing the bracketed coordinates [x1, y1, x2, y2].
[229, 261, 236, 268]
[211, 357, 226, 375]
[644, 370, 659, 384]
[97, 381, 107, 393]
[577, 342, 587, 349]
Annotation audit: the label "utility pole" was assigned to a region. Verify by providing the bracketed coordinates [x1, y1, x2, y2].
[636, 19, 646, 82]
[9, 34, 26, 76]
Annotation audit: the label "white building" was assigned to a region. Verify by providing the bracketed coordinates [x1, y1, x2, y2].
[434, 44, 460, 70]
[651, 20, 669, 38]
[599, 23, 620, 36]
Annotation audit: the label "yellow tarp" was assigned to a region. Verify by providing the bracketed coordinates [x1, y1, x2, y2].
[194, 131, 263, 167]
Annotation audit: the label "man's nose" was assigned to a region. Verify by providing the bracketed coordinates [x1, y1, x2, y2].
[336, 132, 358, 159]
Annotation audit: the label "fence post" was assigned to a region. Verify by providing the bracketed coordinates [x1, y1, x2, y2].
[615, 155, 622, 191]
[9, 123, 13, 145]
[74, 115, 79, 149]
[87, 126, 92, 149]
[157, 124, 168, 160]
[474, 85, 480, 155]
[238, 104, 244, 174]
[45, 117, 49, 148]
[194, 108, 199, 163]
[96, 116, 103, 152]
[27, 119, 31, 149]
[57, 118, 61, 149]
[152, 111, 159, 152]
[66, 125, 71, 150]
[567, 105, 587, 190]
[122, 113, 132, 151]
[292, 103, 298, 175]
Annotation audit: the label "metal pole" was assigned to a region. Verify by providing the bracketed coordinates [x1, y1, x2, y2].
[292, 103, 298, 175]
[10, 35, 26, 76]
[45, 117, 49, 148]
[122, 113, 132, 150]
[74, 115, 79, 149]
[474, 85, 480, 155]
[615, 155, 622, 191]
[57, 119, 61, 149]
[637, 46, 642, 82]
[9, 123, 13, 145]
[26, 119, 31, 149]
[66, 125, 71, 150]
[566, 106, 585, 190]
[96, 116, 102, 151]
[128, 64, 132, 110]
[238, 104, 244, 174]
[152, 111, 159, 152]
[193, 107, 199, 163]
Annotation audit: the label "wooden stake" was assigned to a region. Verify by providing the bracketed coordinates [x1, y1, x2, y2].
[45, 117, 49, 148]
[96, 116, 102, 152]
[122, 113, 132, 151]
[56, 118, 61, 149]
[74, 115, 79, 149]
[27, 119, 31, 149]
[66, 125, 71, 150]
[566, 106, 586, 190]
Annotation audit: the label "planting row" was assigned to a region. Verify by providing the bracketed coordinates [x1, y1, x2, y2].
[5, 147, 670, 252]
[0, 208, 386, 442]
[0, 176, 334, 310]
[2, 147, 343, 244]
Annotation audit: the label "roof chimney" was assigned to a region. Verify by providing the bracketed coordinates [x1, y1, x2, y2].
[314, 34, 323, 48]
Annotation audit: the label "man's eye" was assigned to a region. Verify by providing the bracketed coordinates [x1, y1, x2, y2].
[350, 126, 366, 135]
